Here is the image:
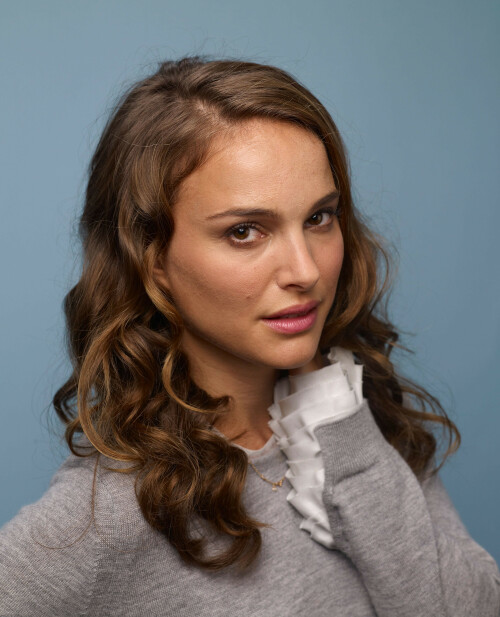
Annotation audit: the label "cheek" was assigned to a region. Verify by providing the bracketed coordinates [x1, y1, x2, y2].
[318, 237, 344, 287]
[167, 245, 268, 311]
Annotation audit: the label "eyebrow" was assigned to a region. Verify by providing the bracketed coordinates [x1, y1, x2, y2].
[205, 190, 340, 221]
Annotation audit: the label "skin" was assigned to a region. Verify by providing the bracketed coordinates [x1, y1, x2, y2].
[154, 118, 344, 448]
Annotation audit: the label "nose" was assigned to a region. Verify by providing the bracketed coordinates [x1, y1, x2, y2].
[275, 231, 320, 291]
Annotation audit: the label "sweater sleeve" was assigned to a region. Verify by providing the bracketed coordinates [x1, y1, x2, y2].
[315, 401, 500, 617]
[0, 454, 103, 617]
[269, 347, 500, 616]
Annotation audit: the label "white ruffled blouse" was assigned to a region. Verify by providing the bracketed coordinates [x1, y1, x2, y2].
[266, 346, 364, 549]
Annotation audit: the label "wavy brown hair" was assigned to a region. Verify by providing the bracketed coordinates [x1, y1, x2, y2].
[54, 56, 460, 570]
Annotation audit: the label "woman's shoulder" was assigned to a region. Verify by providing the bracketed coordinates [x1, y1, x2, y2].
[1, 438, 156, 553]
[0, 440, 161, 616]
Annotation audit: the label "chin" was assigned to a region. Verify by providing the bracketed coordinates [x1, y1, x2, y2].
[266, 338, 322, 370]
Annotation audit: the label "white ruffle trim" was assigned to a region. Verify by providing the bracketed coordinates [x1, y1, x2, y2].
[267, 347, 364, 549]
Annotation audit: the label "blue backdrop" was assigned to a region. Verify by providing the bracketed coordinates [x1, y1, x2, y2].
[1, 0, 499, 565]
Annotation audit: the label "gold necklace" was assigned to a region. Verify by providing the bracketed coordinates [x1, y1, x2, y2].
[248, 461, 286, 491]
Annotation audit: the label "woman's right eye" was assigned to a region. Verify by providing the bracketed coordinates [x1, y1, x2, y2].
[225, 223, 263, 246]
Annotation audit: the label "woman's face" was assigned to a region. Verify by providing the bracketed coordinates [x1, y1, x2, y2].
[155, 119, 344, 374]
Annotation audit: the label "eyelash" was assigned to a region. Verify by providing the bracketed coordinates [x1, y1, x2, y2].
[225, 206, 340, 247]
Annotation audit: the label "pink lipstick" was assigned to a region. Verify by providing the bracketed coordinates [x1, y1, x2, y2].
[262, 301, 319, 334]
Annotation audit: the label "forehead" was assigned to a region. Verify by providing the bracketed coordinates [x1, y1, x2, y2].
[175, 119, 335, 214]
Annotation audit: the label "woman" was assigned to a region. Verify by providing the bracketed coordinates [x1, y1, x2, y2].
[1, 56, 499, 616]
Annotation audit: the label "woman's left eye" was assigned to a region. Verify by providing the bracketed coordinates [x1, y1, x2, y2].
[306, 207, 336, 227]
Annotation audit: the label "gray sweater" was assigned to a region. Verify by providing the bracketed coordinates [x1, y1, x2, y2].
[1, 402, 499, 616]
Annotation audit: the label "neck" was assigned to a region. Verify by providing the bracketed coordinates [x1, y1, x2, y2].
[181, 334, 279, 449]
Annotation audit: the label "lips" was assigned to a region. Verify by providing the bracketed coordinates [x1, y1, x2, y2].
[261, 302, 319, 334]
[264, 300, 319, 320]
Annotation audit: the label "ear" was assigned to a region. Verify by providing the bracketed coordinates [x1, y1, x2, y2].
[153, 251, 169, 291]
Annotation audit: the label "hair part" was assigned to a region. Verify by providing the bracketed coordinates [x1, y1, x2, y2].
[54, 55, 460, 570]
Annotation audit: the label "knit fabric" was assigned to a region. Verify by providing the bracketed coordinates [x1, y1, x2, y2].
[1, 356, 500, 616]
[267, 347, 363, 548]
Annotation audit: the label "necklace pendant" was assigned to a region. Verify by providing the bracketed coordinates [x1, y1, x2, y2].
[248, 461, 286, 492]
